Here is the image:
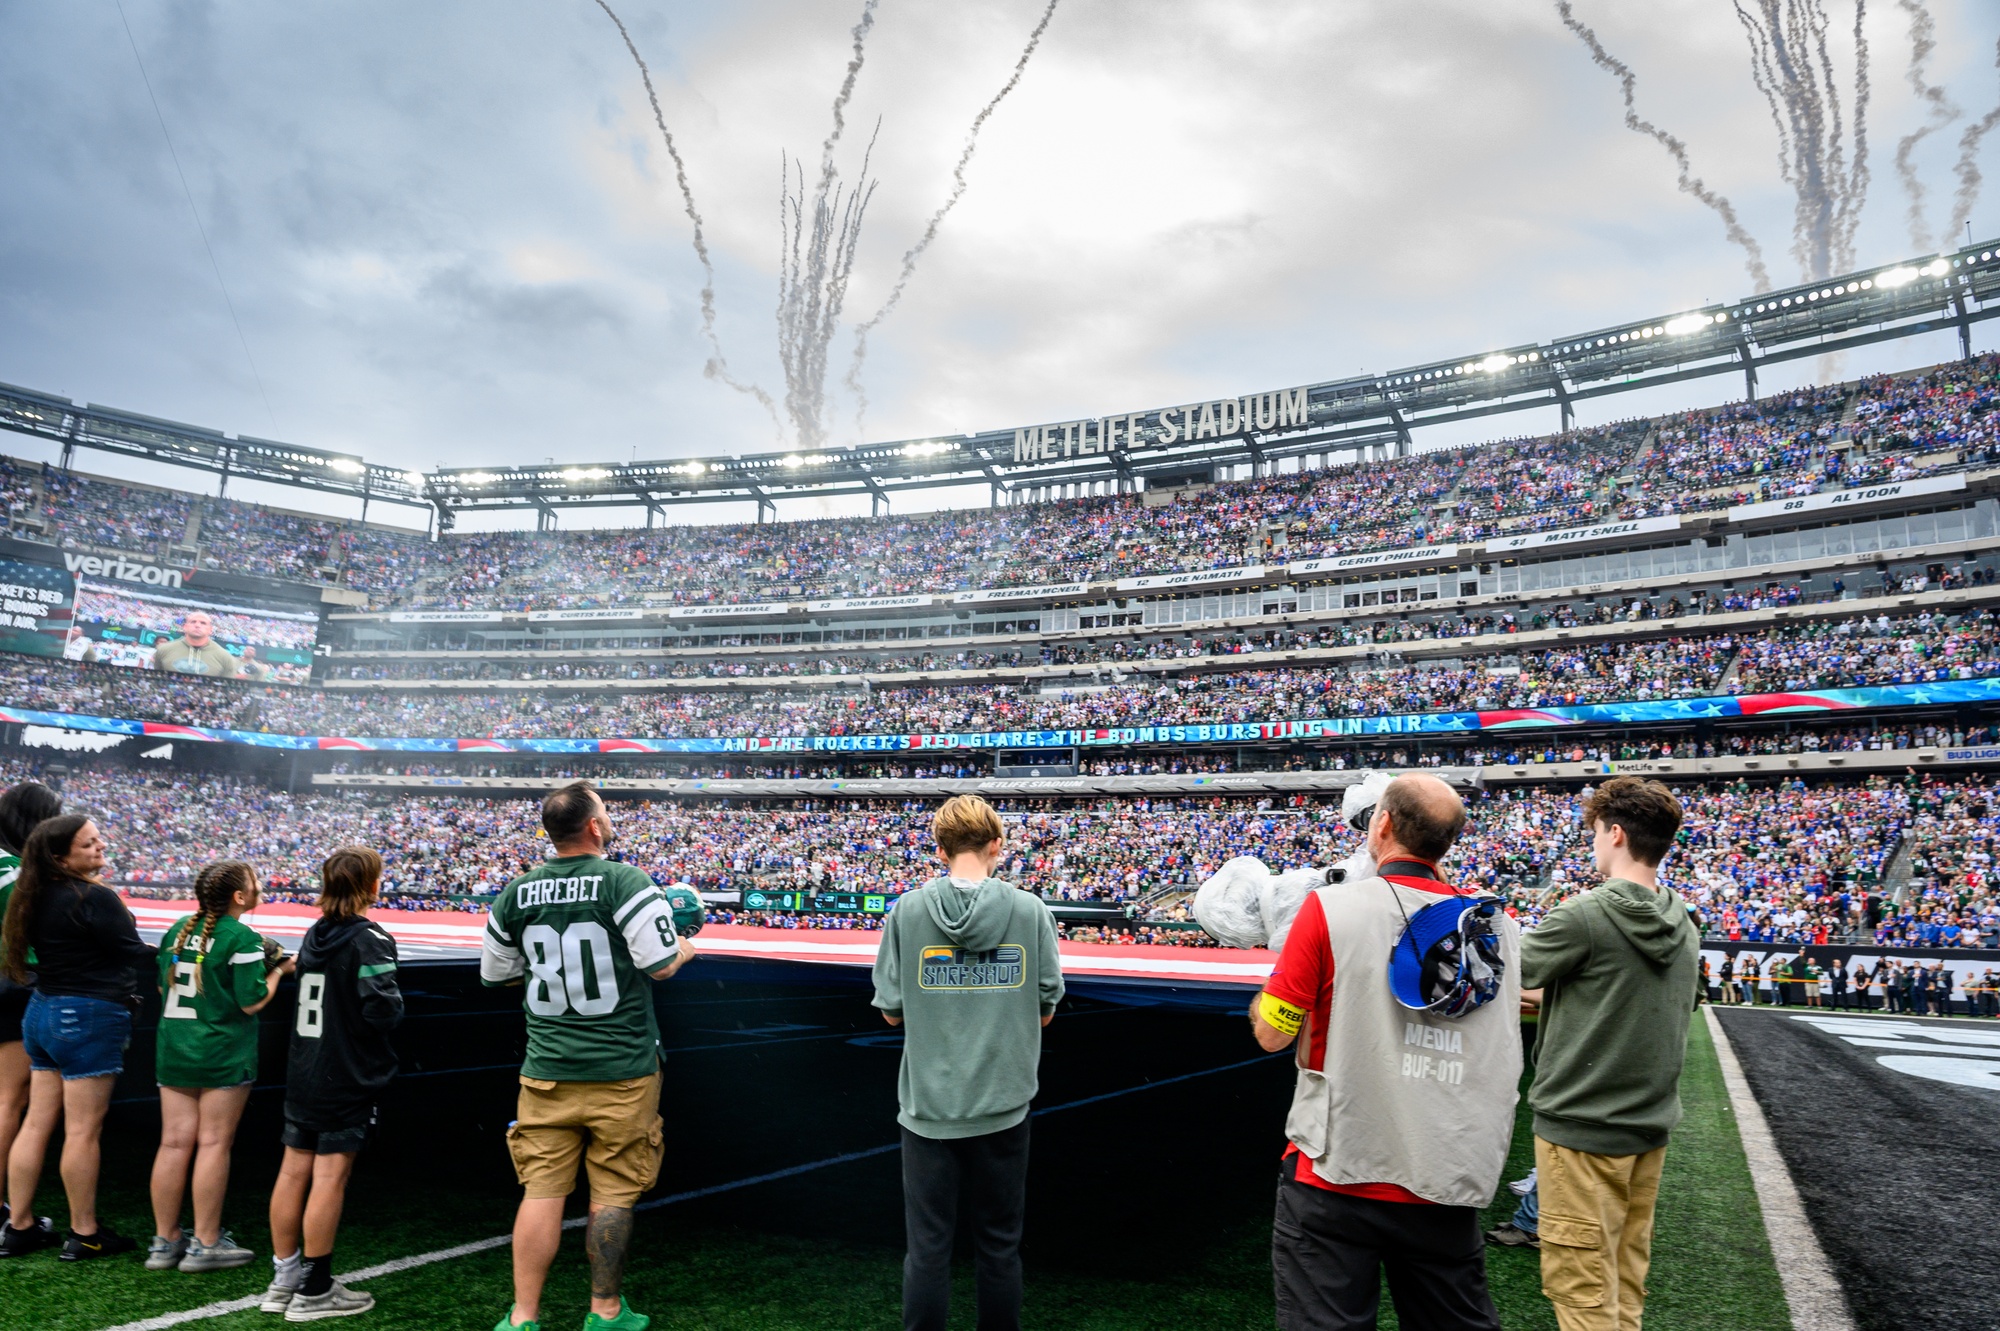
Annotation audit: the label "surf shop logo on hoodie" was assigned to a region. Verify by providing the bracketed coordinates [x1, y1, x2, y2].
[918, 945, 1026, 990]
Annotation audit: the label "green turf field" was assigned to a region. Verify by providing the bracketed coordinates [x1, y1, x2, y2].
[0, 998, 1789, 1331]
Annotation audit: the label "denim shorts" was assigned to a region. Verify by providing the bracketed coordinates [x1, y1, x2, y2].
[22, 992, 133, 1080]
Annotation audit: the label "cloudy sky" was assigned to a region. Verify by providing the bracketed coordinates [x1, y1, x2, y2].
[1, 0, 1997, 529]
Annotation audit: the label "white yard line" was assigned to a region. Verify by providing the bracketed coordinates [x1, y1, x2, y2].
[94, 1055, 1276, 1331]
[1703, 1005, 1857, 1331]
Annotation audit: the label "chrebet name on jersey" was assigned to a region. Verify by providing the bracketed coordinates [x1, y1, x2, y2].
[517, 875, 604, 907]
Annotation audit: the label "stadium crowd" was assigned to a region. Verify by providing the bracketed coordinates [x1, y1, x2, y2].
[1, 741, 1992, 951]
[6, 354, 1996, 615]
[9, 608, 2000, 742]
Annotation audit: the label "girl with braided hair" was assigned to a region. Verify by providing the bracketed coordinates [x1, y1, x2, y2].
[145, 861, 291, 1273]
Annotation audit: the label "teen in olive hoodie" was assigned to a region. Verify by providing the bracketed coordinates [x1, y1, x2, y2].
[1519, 778, 1700, 1331]
[872, 796, 1064, 1331]
[1521, 876, 1701, 1154]
[873, 872, 1064, 1137]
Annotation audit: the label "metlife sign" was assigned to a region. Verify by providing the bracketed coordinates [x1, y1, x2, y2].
[1725, 473, 1966, 523]
[1011, 387, 1312, 464]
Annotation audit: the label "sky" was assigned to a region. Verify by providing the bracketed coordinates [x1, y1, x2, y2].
[1, 0, 1998, 532]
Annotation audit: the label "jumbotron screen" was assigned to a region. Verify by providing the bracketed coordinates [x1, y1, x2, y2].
[69, 579, 319, 683]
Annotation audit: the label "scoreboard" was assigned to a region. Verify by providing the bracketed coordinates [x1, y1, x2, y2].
[740, 888, 894, 915]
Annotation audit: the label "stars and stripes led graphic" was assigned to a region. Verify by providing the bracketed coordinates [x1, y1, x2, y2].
[0, 678, 1993, 754]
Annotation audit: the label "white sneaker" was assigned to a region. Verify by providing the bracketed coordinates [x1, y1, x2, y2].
[181, 1230, 255, 1272]
[145, 1233, 190, 1271]
[261, 1277, 302, 1314]
[284, 1281, 375, 1321]
[1508, 1168, 1538, 1197]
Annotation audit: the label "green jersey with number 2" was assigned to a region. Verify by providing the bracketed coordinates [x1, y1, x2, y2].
[155, 913, 269, 1088]
[479, 855, 681, 1081]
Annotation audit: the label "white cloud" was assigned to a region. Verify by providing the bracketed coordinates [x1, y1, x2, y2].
[0, 0, 1995, 530]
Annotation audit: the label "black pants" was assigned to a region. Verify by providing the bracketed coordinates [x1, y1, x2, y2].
[1272, 1168, 1501, 1331]
[900, 1120, 1029, 1331]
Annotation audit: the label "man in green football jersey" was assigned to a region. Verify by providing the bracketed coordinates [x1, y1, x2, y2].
[480, 781, 695, 1331]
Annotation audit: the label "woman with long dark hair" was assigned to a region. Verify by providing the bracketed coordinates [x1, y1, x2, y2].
[146, 860, 291, 1273]
[0, 815, 154, 1259]
[0, 780, 62, 1235]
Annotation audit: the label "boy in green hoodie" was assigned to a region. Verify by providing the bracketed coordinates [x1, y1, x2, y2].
[1520, 777, 1699, 1331]
[872, 795, 1064, 1331]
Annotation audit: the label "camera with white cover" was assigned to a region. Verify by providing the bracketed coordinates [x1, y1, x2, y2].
[1191, 771, 1393, 950]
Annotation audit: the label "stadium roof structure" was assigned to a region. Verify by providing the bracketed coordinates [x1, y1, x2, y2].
[3, 239, 1999, 529]
[0, 382, 425, 514]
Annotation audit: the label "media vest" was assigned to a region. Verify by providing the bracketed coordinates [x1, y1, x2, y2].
[1284, 876, 1524, 1208]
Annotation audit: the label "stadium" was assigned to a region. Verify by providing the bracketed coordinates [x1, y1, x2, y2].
[5, 5, 2000, 1331]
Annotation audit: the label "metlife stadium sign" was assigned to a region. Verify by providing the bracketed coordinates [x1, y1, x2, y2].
[1011, 387, 1313, 463]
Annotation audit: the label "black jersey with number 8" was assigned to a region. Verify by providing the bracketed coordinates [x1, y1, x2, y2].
[285, 915, 404, 1131]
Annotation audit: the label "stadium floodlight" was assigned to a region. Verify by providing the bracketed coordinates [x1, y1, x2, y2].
[1920, 259, 1951, 278]
[403, 471, 426, 489]
[326, 457, 364, 474]
[901, 441, 954, 457]
[461, 471, 499, 486]
[783, 454, 804, 467]
[1878, 266, 1921, 288]
[561, 467, 611, 482]
[1478, 355, 1510, 373]
[1664, 313, 1713, 336]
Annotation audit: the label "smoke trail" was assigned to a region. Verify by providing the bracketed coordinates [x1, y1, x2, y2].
[1732, 0, 1870, 280]
[773, 1, 883, 448]
[1949, 37, 2000, 242]
[1840, 0, 1872, 273]
[777, 138, 879, 448]
[845, 0, 1065, 429]
[1555, 2, 1771, 290]
[1892, 0, 1961, 251]
[591, 0, 781, 428]
[811, 0, 878, 208]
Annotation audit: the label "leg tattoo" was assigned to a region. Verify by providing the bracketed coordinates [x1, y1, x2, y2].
[585, 1206, 635, 1300]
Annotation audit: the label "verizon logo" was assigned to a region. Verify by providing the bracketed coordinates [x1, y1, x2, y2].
[63, 553, 183, 588]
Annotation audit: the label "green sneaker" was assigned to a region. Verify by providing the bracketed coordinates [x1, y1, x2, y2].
[582, 1297, 649, 1330]
[494, 1312, 539, 1331]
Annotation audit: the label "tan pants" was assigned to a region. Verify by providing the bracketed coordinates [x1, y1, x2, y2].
[506, 1072, 663, 1208]
[1534, 1137, 1667, 1331]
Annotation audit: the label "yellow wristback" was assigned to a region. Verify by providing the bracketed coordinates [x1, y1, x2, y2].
[1259, 990, 1305, 1037]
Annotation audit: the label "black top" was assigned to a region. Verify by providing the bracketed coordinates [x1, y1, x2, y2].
[285, 915, 403, 1129]
[22, 878, 154, 1002]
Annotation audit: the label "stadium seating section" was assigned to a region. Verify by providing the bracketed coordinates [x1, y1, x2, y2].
[5, 354, 1997, 608]
[10, 353, 2000, 952]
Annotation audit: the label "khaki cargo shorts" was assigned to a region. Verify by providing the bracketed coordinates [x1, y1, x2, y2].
[506, 1070, 663, 1208]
